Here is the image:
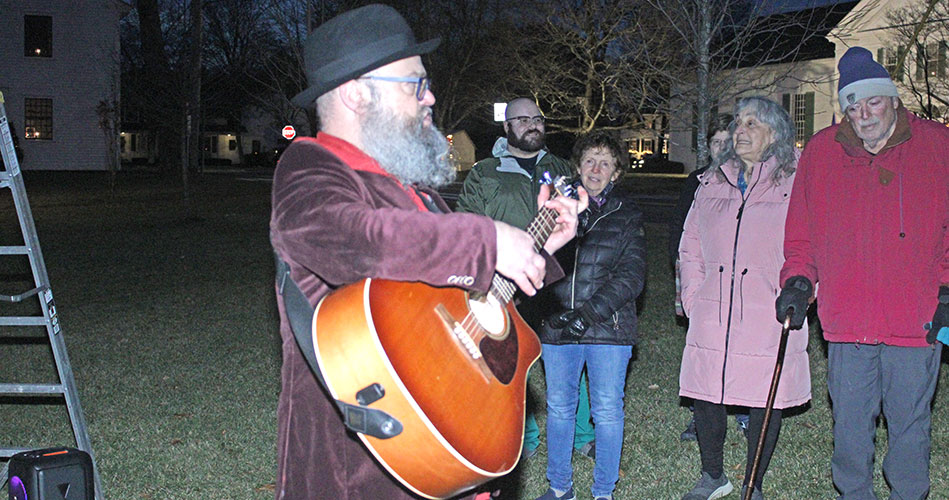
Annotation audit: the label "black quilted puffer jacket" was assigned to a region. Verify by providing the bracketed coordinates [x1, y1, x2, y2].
[536, 183, 647, 346]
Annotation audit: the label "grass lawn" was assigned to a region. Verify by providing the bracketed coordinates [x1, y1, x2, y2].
[0, 171, 947, 499]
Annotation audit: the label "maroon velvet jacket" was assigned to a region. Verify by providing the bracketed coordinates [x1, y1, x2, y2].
[270, 133, 555, 499]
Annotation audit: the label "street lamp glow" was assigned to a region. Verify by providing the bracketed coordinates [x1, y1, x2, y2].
[494, 103, 507, 122]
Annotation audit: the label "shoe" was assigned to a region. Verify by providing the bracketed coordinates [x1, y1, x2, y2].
[535, 486, 575, 500]
[594, 495, 612, 500]
[577, 441, 595, 460]
[739, 485, 764, 500]
[682, 472, 733, 500]
[735, 415, 749, 439]
[681, 416, 697, 441]
[521, 445, 539, 461]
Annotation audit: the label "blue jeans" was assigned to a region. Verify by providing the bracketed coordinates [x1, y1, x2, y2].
[542, 343, 632, 498]
[524, 371, 594, 452]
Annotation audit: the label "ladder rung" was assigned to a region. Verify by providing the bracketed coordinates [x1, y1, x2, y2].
[0, 285, 45, 303]
[0, 383, 65, 395]
[0, 316, 48, 326]
[0, 245, 30, 255]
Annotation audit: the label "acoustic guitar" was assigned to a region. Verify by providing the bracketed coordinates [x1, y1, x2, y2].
[311, 177, 574, 499]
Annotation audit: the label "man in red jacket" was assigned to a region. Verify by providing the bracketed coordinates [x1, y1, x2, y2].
[777, 46, 949, 499]
[270, 4, 585, 499]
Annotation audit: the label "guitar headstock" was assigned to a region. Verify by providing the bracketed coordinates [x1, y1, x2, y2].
[540, 171, 578, 200]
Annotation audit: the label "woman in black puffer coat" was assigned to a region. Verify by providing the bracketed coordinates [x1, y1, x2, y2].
[533, 131, 646, 500]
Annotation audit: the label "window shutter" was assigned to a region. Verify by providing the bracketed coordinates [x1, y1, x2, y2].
[804, 92, 815, 145]
[939, 41, 947, 78]
[782, 94, 791, 113]
[896, 46, 905, 81]
[917, 43, 925, 81]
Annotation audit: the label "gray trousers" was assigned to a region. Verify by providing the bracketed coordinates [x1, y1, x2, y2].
[827, 342, 941, 500]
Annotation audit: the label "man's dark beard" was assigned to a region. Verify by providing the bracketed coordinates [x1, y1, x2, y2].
[359, 91, 455, 188]
[507, 127, 545, 153]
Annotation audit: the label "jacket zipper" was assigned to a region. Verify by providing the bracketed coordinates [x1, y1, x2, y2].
[568, 202, 620, 323]
[717, 165, 761, 404]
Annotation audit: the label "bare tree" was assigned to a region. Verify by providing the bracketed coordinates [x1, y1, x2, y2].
[396, 0, 521, 132]
[245, 0, 365, 136]
[183, 0, 202, 204]
[883, 0, 948, 120]
[629, 0, 857, 170]
[495, 0, 654, 136]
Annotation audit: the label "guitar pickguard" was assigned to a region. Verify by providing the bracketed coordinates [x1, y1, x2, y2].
[433, 297, 519, 385]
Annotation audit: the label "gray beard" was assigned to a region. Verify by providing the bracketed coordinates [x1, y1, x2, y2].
[359, 98, 455, 188]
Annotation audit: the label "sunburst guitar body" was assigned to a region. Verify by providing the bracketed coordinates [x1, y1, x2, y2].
[311, 175, 575, 499]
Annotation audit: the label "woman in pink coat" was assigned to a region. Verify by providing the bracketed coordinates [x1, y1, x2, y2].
[678, 96, 811, 500]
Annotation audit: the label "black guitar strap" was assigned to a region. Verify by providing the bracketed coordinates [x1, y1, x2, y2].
[273, 251, 402, 440]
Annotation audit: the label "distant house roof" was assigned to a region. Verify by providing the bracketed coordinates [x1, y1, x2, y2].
[723, 1, 860, 68]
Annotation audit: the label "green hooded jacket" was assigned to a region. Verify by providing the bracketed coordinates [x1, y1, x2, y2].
[455, 137, 573, 230]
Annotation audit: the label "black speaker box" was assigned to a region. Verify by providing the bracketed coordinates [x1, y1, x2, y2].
[8, 447, 93, 500]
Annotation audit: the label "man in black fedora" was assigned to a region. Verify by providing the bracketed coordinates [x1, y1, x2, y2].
[270, 4, 587, 499]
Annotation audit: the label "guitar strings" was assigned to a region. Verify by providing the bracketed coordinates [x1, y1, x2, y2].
[455, 205, 560, 347]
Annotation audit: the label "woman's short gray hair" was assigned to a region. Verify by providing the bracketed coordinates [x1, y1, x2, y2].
[718, 96, 797, 184]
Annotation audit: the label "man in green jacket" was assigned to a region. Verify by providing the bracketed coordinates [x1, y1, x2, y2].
[456, 97, 594, 462]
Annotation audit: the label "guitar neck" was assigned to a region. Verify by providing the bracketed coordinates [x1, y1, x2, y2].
[489, 204, 559, 305]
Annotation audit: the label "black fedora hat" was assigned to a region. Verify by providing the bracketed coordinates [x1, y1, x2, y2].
[291, 4, 440, 107]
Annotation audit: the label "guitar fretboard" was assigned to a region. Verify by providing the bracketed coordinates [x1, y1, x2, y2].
[489, 205, 559, 304]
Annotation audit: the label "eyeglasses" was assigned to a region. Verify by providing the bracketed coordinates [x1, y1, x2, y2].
[359, 75, 431, 100]
[506, 115, 545, 126]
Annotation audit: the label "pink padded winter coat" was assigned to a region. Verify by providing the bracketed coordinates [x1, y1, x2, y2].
[678, 155, 811, 409]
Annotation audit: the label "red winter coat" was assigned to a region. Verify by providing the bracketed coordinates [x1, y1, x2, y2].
[270, 133, 502, 500]
[679, 156, 811, 409]
[780, 107, 949, 346]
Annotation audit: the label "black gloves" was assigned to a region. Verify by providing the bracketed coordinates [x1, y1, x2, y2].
[775, 275, 813, 329]
[549, 309, 590, 341]
[925, 286, 949, 344]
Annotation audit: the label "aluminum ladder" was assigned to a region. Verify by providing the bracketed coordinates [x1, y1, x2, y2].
[0, 92, 104, 500]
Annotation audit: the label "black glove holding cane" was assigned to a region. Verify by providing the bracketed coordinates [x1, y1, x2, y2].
[925, 286, 949, 344]
[775, 276, 813, 329]
[549, 309, 590, 341]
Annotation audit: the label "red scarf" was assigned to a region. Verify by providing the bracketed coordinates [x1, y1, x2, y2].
[296, 133, 428, 212]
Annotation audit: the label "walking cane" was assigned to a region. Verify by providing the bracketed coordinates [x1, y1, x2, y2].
[743, 312, 793, 500]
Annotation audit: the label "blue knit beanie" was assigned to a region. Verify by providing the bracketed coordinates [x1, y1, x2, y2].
[837, 46, 899, 112]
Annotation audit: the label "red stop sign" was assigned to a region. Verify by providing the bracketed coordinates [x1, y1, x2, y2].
[282, 125, 296, 140]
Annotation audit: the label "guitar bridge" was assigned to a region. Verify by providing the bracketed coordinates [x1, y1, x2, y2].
[435, 304, 492, 382]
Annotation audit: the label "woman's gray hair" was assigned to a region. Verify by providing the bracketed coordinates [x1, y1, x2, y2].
[717, 96, 797, 184]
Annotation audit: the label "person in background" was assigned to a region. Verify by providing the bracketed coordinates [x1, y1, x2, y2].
[456, 97, 595, 462]
[535, 131, 645, 500]
[670, 114, 750, 442]
[778, 46, 949, 500]
[679, 96, 811, 500]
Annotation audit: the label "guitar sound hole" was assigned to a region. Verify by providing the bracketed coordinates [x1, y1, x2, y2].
[467, 295, 506, 339]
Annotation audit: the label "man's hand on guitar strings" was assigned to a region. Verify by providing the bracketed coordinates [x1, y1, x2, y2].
[542, 184, 588, 255]
[493, 220, 546, 296]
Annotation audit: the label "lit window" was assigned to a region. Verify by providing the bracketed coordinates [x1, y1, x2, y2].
[24, 98, 53, 140]
[879, 47, 905, 82]
[204, 136, 218, 153]
[24, 15, 52, 58]
[916, 42, 947, 80]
